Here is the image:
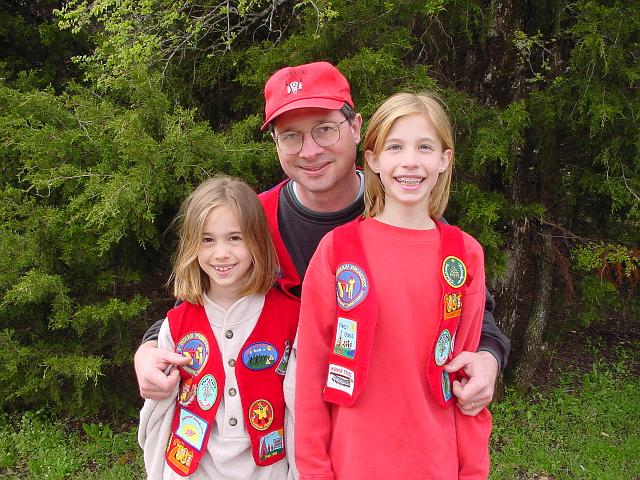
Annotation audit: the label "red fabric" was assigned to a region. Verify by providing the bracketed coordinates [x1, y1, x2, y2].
[295, 218, 491, 480]
[166, 288, 299, 475]
[166, 303, 223, 476]
[259, 182, 301, 298]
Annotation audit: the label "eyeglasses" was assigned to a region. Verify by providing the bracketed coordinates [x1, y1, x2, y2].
[274, 119, 350, 155]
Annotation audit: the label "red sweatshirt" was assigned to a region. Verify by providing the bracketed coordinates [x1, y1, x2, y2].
[295, 218, 491, 480]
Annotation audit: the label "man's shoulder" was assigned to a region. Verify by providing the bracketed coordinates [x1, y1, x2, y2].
[258, 178, 290, 201]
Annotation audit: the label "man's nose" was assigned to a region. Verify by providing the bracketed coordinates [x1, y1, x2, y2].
[298, 132, 324, 159]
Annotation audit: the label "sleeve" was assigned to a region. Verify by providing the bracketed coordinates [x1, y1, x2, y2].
[478, 288, 511, 372]
[295, 233, 338, 480]
[141, 318, 164, 344]
[438, 216, 510, 370]
[455, 236, 491, 478]
[138, 319, 178, 479]
[284, 336, 299, 480]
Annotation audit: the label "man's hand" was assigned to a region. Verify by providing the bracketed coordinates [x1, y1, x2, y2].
[134, 341, 190, 400]
[444, 350, 499, 416]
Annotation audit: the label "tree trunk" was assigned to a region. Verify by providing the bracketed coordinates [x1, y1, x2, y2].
[512, 233, 554, 387]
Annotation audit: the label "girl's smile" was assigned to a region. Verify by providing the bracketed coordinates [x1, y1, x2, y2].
[197, 203, 253, 309]
[365, 112, 451, 228]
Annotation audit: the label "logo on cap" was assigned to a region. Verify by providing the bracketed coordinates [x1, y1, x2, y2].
[287, 80, 303, 94]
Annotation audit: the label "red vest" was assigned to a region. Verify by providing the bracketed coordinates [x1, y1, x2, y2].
[164, 288, 299, 476]
[323, 218, 471, 408]
[259, 181, 300, 297]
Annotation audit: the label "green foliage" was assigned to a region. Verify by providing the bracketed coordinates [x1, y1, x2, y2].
[572, 242, 639, 326]
[55, 0, 338, 93]
[0, 3, 87, 90]
[491, 359, 640, 479]
[576, 276, 620, 327]
[0, 411, 143, 479]
[0, 72, 283, 414]
[0, 0, 637, 412]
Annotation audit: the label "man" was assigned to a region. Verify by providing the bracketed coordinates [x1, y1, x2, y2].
[134, 61, 509, 417]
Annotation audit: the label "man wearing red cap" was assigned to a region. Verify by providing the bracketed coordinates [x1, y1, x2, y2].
[134, 61, 509, 471]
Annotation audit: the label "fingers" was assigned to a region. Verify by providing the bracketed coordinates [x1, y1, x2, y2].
[443, 351, 473, 374]
[139, 365, 181, 400]
[448, 350, 499, 417]
[453, 378, 491, 416]
[134, 341, 189, 400]
[161, 350, 191, 367]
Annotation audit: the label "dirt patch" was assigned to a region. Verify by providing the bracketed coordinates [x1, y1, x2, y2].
[527, 315, 640, 392]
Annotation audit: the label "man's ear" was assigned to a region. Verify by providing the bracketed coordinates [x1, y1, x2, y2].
[350, 113, 363, 144]
[365, 150, 379, 173]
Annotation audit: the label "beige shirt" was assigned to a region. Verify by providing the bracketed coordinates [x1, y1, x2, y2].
[138, 293, 297, 480]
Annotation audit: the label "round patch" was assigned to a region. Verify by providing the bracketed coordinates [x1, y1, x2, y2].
[434, 329, 452, 366]
[442, 256, 467, 288]
[176, 332, 210, 376]
[336, 263, 369, 311]
[442, 371, 452, 401]
[196, 374, 218, 411]
[248, 399, 274, 431]
[178, 377, 197, 406]
[242, 342, 279, 371]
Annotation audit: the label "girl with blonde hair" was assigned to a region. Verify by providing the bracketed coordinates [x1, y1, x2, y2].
[295, 93, 492, 479]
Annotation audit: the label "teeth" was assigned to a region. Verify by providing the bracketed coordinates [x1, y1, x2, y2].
[396, 177, 422, 186]
[214, 265, 233, 272]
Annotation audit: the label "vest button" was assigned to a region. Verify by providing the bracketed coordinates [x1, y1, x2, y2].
[228, 388, 237, 396]
[228, 359, 236, 367]
[225, 330, 233, 339]
[229, 417, 238, 426]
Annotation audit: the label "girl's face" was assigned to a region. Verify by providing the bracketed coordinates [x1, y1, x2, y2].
[197, 203, 253, 307]
[365, 113, 451, 216]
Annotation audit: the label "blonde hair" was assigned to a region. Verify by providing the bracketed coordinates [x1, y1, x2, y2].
[363, 92, 455, 218]
[171, 175, 278, 305]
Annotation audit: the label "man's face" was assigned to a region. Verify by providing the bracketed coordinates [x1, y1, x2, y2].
[272, 107, 362, 207]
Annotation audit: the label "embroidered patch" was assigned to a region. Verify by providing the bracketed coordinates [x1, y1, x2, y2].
[242, 342, 279, 370]
[326, 364, 355, 396]
[275, 341, 292, 376]
[166, 433, 194, 474]
[333, 317, 357, 359]
[444, 292, 463, 319]
[178, 377, 196, 407]
[196, 374, 218, 411]
[442, 256, 467, 288]
[259, 428, 285, 461]
[176, 408, 209, 451]
[434, 329, 452, 367]
[442, 371, 452, 401]
[249, 399, 274, 431]
[336, 263, 368, 311]
[176, 332, 210, 376]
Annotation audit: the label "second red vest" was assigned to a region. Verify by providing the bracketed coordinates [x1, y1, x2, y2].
[164, 288, 299, 476]
[322, 218, 471, 408]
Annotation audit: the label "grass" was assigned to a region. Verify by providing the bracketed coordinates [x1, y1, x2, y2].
[0, 359, 637, 480]
[490, 358, 640, 480]
[0, 412, 143, 480]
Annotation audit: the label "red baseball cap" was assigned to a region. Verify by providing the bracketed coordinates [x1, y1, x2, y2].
[261, 61, 354, 130]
